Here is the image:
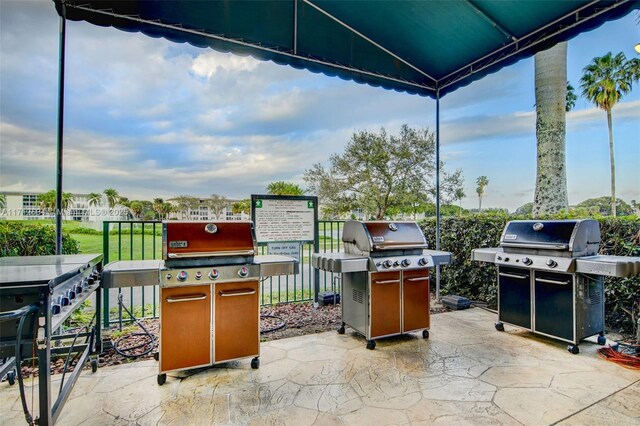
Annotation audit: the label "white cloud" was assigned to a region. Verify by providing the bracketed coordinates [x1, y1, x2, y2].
[191, 52, 259, 78]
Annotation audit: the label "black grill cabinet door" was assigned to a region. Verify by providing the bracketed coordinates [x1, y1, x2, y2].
[534, 271, 573, 342]
[498, 267, 531, 329]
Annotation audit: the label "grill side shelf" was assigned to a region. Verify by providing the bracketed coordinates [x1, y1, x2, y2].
[575, 255, 640, 277]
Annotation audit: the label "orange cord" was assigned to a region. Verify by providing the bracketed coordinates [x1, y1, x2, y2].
[598, 344, 640, 369]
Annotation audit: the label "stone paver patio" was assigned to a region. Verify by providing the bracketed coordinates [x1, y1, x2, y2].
[1, 308, 638, 425]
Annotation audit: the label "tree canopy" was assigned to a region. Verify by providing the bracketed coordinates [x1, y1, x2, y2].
[303, 125, 463, 219]
[266, 181, 304, 196]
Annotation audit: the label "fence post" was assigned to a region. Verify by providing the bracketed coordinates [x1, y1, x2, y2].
[102, 221, 110, 328]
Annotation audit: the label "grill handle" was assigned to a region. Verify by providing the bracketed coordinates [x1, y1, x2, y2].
[372, 244, 428, 250]
[406, 277, 429, 282]
[166, 294, 207, 303]
[219, 289, 256, 297]
[535, 277, 570, 286]
[167, 250, 255, 259]
[372, 279, 400, 284]
[500, 242, 569, 250]
[498, 272, 528, 280]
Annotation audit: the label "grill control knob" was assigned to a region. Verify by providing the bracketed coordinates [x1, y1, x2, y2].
[67, 289, 76, 300]
[546, 259, 557, 268]
[418, 258, 428, 266]
[238, 266, 249, 278]
[208, 269, 219, 280]
[87, 276, 95, 285]
[165, 273, 172, 280]
[382, 260, 393, 269]
[51, 303, 61, 315]
[401, 259, 411, 267]
[522, 257, 532, 266]
[58, 296, 70, 307]
[74, 284, 84, 294]
[194, 271, 202, 280]
[177, 271, 188, 282]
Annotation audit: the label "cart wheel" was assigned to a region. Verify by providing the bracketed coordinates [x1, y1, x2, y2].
[422, 330, 429, 339]
[153, 352, 159, 361]
[597, 335, 606, 346]
[157, 374, 167, 386]
[567, 345, 579, 355]
[91, 359, 98, 373]
[251, 357, 260, 369]
[495, 322, 505, 332]
[6, 371, 15, 386]
[366, 340, 376, 350]
[337, 325, 345, 335]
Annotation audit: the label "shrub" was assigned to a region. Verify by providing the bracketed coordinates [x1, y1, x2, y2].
[421, 214, 640, 335]
[0, 221, 80, 256]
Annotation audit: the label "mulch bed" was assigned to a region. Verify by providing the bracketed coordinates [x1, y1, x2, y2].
[8, 297, 450, 379]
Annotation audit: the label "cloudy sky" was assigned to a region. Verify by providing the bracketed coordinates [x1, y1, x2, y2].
[1, 1, 638, 212]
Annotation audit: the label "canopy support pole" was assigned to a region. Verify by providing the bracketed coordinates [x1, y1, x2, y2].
[55, 4, 67, 255]
[435, 89, 441, 302]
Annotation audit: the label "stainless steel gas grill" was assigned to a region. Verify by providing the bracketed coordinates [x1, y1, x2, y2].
[472, 219, 640, 353]
[0, 254, 103, 425]
[101, 221, 298, 385]
[312, 220, 451, 349]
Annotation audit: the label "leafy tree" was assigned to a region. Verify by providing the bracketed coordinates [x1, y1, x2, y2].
[118, 196, 130, 207]
[152, 198, 165, 219]
[266, 181, 304, 196]
[475, 176, 489, 212]
[574, 196, 633, 216]
[103, 188, 120, 208]
[514, 202, 533, 216]
[87, 192, 102, 207]
[129, 201, 143, 219]
[532, 42, 569, 217]
[37, 190, 74, 218]
[171, 195, 200, 219]
[232, 199, 251, 215]
[304, 125, 462, 220]
[453, 188, 466, 217]
[580, 51, 640, 217]
[207, 194, 228, 220]
[565, 82, 577, 112]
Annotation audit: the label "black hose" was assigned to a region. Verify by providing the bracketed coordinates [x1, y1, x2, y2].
[13, 303, 39, 425]
[260, 314, 286, 333]
[113, 294, 157, 358]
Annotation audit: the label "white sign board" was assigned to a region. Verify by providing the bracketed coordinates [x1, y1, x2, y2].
[267, 242, 301, 260]
[254, 198, 315, 243]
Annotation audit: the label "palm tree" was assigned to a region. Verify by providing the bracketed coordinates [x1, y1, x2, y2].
[38, 190, 56, 215]
[580, 52, 640, 217]
[129, 201, 143, 219]
[152, 198, 165, 219]
[532, 42, 569, 217]
[103, 188, 120, 208]
[87, 192, 102, 207]
[0, 194, 6, 209]
[266, 181, 304, 196]
[476, 176, 489, 212]
[454, 188, 465, 217]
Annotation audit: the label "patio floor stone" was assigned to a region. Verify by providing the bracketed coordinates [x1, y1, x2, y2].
[1, 308, 638, 425]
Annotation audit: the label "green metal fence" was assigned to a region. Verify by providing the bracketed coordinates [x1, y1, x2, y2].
[102, 220, 344, 327]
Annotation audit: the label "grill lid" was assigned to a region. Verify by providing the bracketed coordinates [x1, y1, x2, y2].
[163, 221, 257, 263]
[342, 220, 427, 255]
[500, 219, 600, 257]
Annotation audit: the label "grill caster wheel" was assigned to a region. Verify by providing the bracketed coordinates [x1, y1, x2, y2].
[337, 325, 345, 335]
[251, 357, 260, 369]
[597, 335, 606, 346]
[6, 370, 15, 386]
[422, 330, 429, 339]
[90, 359, 98, 373]
[495, 323, 505, 332]
[567, 345, 579, 355]
[153, 352, 159, 361]
[157, 374, 166, 386]
[366, 340, 376, 350]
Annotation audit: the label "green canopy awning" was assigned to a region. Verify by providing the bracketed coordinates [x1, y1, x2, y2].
[55, 0, 638, 98]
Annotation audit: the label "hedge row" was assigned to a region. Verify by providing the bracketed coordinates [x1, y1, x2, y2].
[0, 221, 80, 256]
[421, 215, 640, 335]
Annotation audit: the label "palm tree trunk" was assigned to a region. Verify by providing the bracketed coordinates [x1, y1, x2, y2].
[607, 108, 616, 217]
[532, 42, 569, 217]
[478, 195, 482, 212]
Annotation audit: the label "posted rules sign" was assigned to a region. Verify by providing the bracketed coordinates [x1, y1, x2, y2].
[252, 196, 317, 243]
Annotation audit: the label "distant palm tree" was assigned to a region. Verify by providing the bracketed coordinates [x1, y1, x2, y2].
[153, 198, 165, 219]
[580, 52, 640, 216]
[103, 188, 120, 208]
[476, 176, 489, 212]
[454, 188, 465, 217]
[38, 190, 56, 213]
[87, 192, 102, 207]
[0, 194, 6, 209]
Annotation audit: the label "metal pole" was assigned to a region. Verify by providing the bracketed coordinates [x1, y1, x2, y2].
[55, 6, 67, 255]
[435, 89, 441, 302]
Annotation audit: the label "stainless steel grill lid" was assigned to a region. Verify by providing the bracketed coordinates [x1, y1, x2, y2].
[500, 219, 600, 257]
[342, 220, 427, 256]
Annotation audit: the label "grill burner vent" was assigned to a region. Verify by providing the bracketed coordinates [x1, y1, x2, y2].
[352, 288, 364, 304]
